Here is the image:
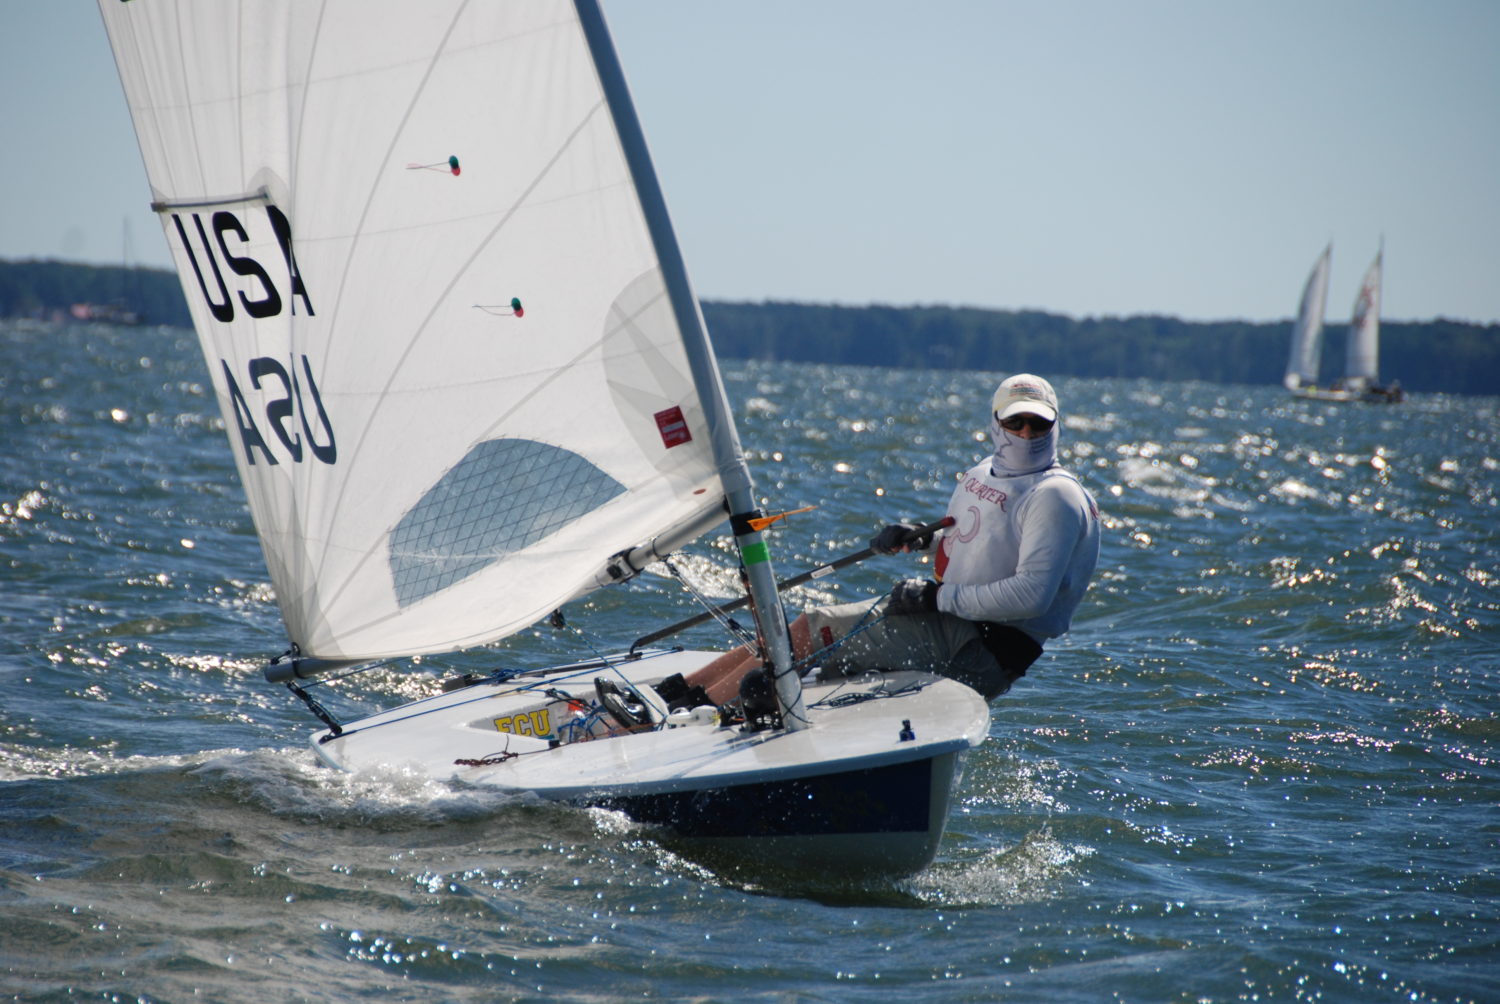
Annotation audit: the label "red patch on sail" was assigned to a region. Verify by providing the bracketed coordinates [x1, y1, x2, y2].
[654, 406, 691, 448]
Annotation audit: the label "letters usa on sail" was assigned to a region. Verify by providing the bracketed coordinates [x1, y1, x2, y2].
[170, 201, 335, 467]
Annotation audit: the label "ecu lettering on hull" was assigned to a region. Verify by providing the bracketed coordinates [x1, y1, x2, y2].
[163, 200, 336, 467]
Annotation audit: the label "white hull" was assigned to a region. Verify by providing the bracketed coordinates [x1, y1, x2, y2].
[1290, 384, 1404, 404]
[312, 650, 989, 876]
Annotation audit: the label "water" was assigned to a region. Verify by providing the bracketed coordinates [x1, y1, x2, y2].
[3, 318, 1497, 1003]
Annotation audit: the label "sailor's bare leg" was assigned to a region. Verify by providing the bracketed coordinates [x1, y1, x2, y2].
[687, 615, 815, 705]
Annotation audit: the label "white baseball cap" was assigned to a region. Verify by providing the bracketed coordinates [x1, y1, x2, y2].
[991, 373, 1058, 422]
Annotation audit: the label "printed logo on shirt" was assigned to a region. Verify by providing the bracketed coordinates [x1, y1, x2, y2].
[936, 504, 981, 581]
[962, 476, 1008, 510]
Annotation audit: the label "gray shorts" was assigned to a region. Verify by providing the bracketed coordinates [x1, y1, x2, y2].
[804, 598, 1031, 701]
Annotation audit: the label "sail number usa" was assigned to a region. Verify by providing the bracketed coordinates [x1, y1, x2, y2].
[169, 205, 336, 467]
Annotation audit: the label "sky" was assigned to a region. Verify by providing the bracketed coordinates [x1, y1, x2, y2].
[3, 1, 1497, 325]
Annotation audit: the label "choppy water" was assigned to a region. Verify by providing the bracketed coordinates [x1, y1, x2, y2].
[2, 318, 1497, 1003]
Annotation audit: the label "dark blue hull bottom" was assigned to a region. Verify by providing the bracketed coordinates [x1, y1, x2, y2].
[585, 751, 963, 877]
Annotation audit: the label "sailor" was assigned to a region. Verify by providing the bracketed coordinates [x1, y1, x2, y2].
[687, 373, 1101, 705]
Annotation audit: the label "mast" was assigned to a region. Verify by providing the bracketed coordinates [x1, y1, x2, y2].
[575, 0, 807, 730]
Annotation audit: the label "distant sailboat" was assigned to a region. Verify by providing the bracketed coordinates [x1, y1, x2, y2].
[1284, 245, 1403, 403]
[1283, 245, 1331, 394]
[70, 219, 144, 326]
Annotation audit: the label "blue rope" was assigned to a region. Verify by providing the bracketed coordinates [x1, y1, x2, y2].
[786, 592, 891, 677]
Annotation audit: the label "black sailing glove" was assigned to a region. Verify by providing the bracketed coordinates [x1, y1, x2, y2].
[870, 522, 931, 554]
[887, 578, 940, 616]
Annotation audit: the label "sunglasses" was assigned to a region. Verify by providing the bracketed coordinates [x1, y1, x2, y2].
[998, 413, 1055, 433]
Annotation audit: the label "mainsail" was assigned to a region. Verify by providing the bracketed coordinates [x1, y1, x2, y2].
[1284, 244, 1330, 391]
[98, 2, 752, 663]
[1345, 249, 1383, 391]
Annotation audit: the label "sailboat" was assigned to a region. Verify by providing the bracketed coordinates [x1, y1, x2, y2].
[70, 220, 144, 326]
[97, 0, 988, 877]
[1283, 244, 1331, 396]
[1284, 246, 1403, 403]
[1339, 249, 1404, 402]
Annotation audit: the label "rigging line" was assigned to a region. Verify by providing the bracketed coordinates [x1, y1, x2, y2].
[305, 660, 623, 739]
[811, 679, 930, 709]
[294, 661, 388, 689]
[740, 597, 888, 731]
[333, 660, 652, 743]
[660, 556, 756, 649]
[560, 620, 670, 724]
[776, 599, 922, 723]
[320, 679, 533, 736]
[785, 594, 888, 680]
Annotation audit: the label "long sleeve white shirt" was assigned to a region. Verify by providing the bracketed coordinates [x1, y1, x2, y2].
[931, 459, 1100, 643]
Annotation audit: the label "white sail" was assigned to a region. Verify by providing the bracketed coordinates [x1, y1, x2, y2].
[1345, 249, 1383, 389]
[98, 2, 736, 661]
[1284, 244, 1331, 390]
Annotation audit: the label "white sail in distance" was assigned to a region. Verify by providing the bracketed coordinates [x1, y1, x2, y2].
[1284, 244, 1331, 390]
[1345, 249, 1383, 390]
[98, 2, 735, 661]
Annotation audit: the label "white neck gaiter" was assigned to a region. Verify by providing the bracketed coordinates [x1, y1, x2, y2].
[988, 413, 1058, 476]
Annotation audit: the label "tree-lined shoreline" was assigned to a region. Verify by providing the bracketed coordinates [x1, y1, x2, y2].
[5, 259, 1496, 395]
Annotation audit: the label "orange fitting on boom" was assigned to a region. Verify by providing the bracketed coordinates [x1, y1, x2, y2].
[746, 506, 816, 532]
